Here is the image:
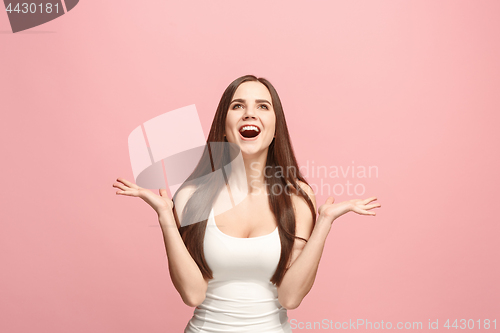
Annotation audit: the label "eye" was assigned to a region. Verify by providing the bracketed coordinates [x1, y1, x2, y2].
[260, 104, 269, 110]
[232, 104, 243, 109]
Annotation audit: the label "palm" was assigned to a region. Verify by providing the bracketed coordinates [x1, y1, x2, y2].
[318, 196, 381, 223]
[112, 177, 173, 215]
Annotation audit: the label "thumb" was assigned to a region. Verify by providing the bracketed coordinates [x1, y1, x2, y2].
[159, 188, 167, 196]
[326, 196, 335, 205]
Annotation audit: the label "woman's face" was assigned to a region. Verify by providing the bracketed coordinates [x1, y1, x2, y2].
[225, 81, 276, 157]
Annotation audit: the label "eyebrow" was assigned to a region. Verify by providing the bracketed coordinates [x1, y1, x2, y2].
[230, 98, 272, 106]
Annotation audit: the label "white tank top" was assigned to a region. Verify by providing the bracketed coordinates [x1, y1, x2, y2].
[184, 208, 293, 333]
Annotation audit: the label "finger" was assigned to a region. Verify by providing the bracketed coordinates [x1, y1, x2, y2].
[362, 196, 378, 205]
[116, 190, 137, 197]
[117, 178, 138, 189]
[113, 183, 128, 191]
[325, 197, 335, 205]
[352, 205, 376, 216]
[363, 203, 381, 210]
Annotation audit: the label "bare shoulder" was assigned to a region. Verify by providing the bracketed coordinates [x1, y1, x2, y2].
[295, 180, 317, 211]
[290, 180, 317, 241]
[286, 180, 318, 269]
[172, 185, 198, 228]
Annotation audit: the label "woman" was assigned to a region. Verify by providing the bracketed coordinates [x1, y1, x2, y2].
[113, 74, 381, 332]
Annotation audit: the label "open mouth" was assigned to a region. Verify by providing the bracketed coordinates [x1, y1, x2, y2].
[239, 125, 261, 139]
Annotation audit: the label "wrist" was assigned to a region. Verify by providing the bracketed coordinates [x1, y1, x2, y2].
[314, 214, 333, 232]
[158, 209, 176, 225]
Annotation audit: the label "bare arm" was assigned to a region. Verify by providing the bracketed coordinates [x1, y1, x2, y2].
[277, 213, 331, 309]
[158, 209, 208, 307]
[277, 181, 381, 309]
[277, 182, 328, 309]
[113, 178, 207, 307]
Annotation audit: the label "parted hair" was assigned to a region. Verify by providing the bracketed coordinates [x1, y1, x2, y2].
[172, 74, 316, 286]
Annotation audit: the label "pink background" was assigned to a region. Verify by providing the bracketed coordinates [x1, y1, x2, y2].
[1, 0, 499, 332]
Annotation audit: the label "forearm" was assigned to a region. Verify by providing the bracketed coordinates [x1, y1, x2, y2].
[278, 216, 332, 309]
[158, 211, 207, 307]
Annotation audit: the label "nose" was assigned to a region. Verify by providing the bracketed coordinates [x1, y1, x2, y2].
[243, 104, 258, 120]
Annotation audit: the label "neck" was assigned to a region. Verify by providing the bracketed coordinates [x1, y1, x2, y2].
[242, 149, 269, 195]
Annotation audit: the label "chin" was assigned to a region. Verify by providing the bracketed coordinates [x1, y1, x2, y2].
[241, 146, 269, 157]
[227, 138, 271, 156]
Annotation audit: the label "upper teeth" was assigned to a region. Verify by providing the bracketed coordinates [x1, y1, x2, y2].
[240, 126, 260, 132]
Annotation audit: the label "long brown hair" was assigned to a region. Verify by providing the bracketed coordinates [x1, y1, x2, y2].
[172, 74, 316, 286]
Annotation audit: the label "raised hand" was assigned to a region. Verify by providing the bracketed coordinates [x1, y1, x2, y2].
[318, 196, 381, 224]
[112, 178, 173, 216]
